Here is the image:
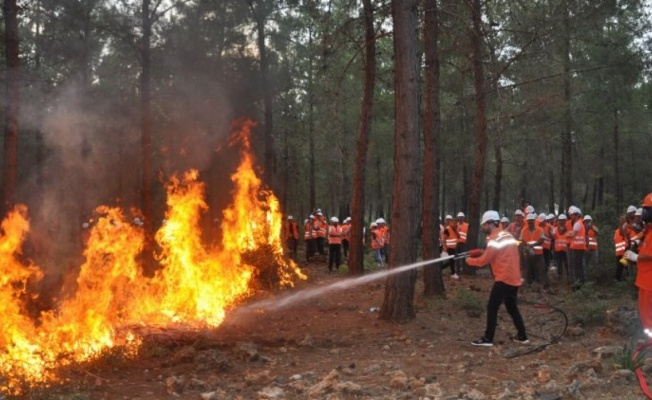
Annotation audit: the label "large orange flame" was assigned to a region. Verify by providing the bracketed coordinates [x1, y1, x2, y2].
[0, 120, 305, 394]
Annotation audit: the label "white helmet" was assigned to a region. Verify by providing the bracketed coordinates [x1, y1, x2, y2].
[331, 216, 339, 223]
[558, 213, 567, 220]
[344, 217, 351, 223]
[376, 218, 386, 224]
[309, 215, 315, 219]
[525, 205, 535, 214]
[547, 213, 555, 220]
[636, 208, 643, 216]
[287, 215, 293, 220]
[627, 205, 637, 214]
[526, 213, 537, 221]
[568, 206, 581, 215]
[370, 222, 377, 228]
[583, 215, 592, 221]
[537, 213, 546, 222]
[500, 216, 509, 223]
[457, 212, 465, 218]
[82, 222, 90, 229]
[481, 210, 500, 225]
[317, 212, 323, 216]
[445, 215, 453, 221]
[514, 209, 524, 216]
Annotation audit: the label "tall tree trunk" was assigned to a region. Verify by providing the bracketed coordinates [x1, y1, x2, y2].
[308, 29, 316, 211]
[141, 0, 154, 273]
[492, 143, 502, 211]
[2, 0, 20, 216]
[613, 107, 621, 205]
[380, 0, 420, 324]
[375, 155, 383, 216]
[561, 0, 573, 209]
[349, 0, 376, 276]
[466, 0, 487, 251]
[250, 1, 274, 186]
[422, 0, 444, 297]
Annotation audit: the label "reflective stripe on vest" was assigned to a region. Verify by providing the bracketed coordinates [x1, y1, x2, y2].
[570, 223, 587, 250]
[328, 226, 343, 244]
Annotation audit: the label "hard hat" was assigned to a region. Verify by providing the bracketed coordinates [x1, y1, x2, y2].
[500, 217, 509, 223]
[583, 215, 592, 221]
[370, 222, 377, 228]
[627, 205, 637, 213]
[538, 213, 546, 222]
[288, 215, 293, 220]
[642, 193, 652, 208]
[344, 217, 351, 223]
[526, 213, 536, 221]
[376, 218, 386, 224]
[82, 222, 90, 229]
[304, 219, 308, 224]
[547, 213, 555, 220]
[568, 206, 581, 215]
[445, 215, 453, 221]
[309, 215, 315, 219]
[636, 208, 643, 216]
[514, 210, 524, 216]
[317, 212, 323, 216]
[316, 208, 322, 213]
[457, 212, 465, 218]
[558, 213, 567, 220]
[331, 216, 339, 223]
[525, 205, 535, 214]
[481, 210, 500, 225]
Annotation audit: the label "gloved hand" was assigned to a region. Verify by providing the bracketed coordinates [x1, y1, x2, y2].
[624, 250, 639, 263]
[468, 249, 484, 258]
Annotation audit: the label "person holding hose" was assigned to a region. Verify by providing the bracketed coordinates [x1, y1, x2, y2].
[625, 193, 652, 336]
[466, 210, 529, 347]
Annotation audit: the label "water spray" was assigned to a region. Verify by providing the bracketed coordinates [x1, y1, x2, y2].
[230, 252, 469, 317]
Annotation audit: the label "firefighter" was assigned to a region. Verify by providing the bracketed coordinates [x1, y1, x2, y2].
[284, 215, 299, 261]
[370, 222, 384, 268]
[614, 215, 629, 281]
[304, 216, 316, 262]
[442, 215, 460, 279]
[583, 215, 599, 282]
[554, 214, 570, 282]
[624, 193, 652, 336]
[341, 217, 351, 259]
[500, 216, 510, 230]
[376, 218, 390, 263]
[520, 213, 547, 288]
[567, 206, 587, 288]
[507, 210, 525, 238]
[327, 217, 343, 272]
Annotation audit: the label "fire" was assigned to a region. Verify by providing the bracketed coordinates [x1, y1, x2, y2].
[0, 120, 305, 394]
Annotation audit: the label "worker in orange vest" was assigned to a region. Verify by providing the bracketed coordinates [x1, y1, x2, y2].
[442, 215, 460, 279]
[614, 215, 629, 281]
[304, 216, 316, 262]
[341, 217, 351, 259]
[327, 217, 344, 272]
[456, 212, 469, 273]
[313, 210, 327, 255]
[376, 218, 390, 263]
[553, 214, 570, 282]
[583, 215, 599, 282]
[284, 215, 299, 261]
[567, 206, 587, 288]
[370, 222, 384, 268]
[623, 193, 652, 336]
[500, 216, 510, 230]
[519, 213, 547, 288]
[538, 213, 553, 272]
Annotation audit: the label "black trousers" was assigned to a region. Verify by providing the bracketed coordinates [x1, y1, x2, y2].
[328, 244, 342, 271]
[305, 239, 316, 261]
[342, 239, 350, 258]
[286, 238, 298, 260]
[483, 281, 527, 341]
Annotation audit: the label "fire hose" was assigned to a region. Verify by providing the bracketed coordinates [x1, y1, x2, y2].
[634, 340, 652, 399]
[503, 299, 568, 359]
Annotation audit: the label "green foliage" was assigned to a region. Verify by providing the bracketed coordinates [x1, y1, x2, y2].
[611, 340, 648, 372]
[568, 282, 609, 325]
[453, 287, 484, 314]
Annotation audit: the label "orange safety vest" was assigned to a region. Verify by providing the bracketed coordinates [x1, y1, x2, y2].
[587, 225, 598, 250]
[457, 222, 469, 244]
[370, 228, 384, 249]
[540, 224, 552, 250]
[507, 222, 523, 239]
[521, 226, 544, 255]
[444, 225, 458, 250]
[554, 228, 568, 252]
[342, 223, 351, 241]
[315, 217, 327, 238]
[379, 225, 390, 245]
[328, 225, 343, 244]
[614, 228, 627, 256]
[284, 221, 299, 240]
[569, 221, 587, 251]
[304, 221, 313, 240]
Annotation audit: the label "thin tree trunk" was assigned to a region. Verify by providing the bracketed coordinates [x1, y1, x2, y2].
[375, 155, 383, 216]
[422, 0, 444, 297]
[380, 0, 420, 324]
[349, 0, 376, 276]
[466, 0, 487, 251]
[141, 0, 154, 274]
[492, 143, 502, 211]
[308, 29, 316, 211]
[613, 107, 621, 205]
[561, 0, 573, 208]
[2, 0, 20, 215]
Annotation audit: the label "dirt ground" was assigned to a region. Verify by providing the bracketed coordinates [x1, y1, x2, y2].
[29, 257, 652, 400]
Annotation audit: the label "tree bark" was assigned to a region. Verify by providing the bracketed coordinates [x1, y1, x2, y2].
[613, 107, 621, 205]
[308, 29, 316, 211]
[141, 0, 154, 274]
[466, 0, 487, 251]
[349, 0, 376, 276]
[421, 0, 444, 297]
[561, 0, 573, 209]
[492, 143, 502, 211]
[2, 0, 20, 216]
[380, 0, 420, 323]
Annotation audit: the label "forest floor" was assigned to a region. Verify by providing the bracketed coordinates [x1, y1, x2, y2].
[24, 255, 652, 400]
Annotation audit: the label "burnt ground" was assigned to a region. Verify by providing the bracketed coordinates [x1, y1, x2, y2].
[22, 257, 652, 400]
